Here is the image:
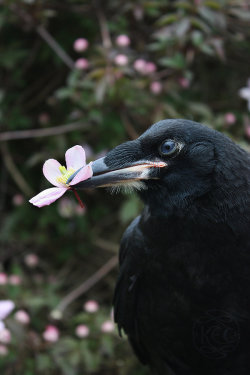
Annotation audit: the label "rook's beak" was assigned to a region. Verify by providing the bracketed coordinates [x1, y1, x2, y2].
[72, 157, 167, 189]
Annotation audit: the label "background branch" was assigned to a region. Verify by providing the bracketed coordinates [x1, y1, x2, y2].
[1, 143, 34, 196]
[54, 255, 118, 315]
[0, 121, 89, 142]
[36, 25, 75, 70]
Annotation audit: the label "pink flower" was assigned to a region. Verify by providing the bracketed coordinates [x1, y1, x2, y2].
[0, 301, 15, 332]
[29, 145, 93, 208]
[0, 273, 8, 285]
[75, 324, 89, 338]
[58, 197, 76, 218]
[38, 112, 50, 125]
[84, 300, 99, 313]
[74, 38, 89, 52]
[150, 81, 162, 95]
[239, 79, 250, 111]
[114, 54, 128, 66]
[75, 204, 86, 216]
[178, 77, 190, 88]
[12, 194, 24, 206]
[133, 60, 156, 75]
[0, 329, 11, 344]
[133, 59, 146, 73]
[43, 325, 59, 342]
[101, 320, 115, 333]
[24, 253, 39, 268]
[14, 310, 30, 325]
[75, 58, 89, 70]
[224, 113, 236, 125]
[116, 35, 130, 47]
[0, 345, 8, 356]
[8, 275, 21, 286]
[144, 62, 156, 74]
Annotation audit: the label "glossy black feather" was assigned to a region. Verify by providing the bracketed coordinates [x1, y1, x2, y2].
[108, 120, 250, 375]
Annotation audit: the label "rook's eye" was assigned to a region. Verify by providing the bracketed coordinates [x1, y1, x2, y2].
[159, 140, 177, 156]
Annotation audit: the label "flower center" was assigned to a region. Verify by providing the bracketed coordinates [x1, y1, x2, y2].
[56, 166, 75, 186]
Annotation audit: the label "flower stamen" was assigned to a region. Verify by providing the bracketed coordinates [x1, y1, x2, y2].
[57, 167, 75, 185]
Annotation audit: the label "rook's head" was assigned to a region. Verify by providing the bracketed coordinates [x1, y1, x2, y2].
[75, 119, 249, 217]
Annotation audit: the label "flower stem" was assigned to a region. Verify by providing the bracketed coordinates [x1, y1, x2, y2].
[72, 189, 85, 209]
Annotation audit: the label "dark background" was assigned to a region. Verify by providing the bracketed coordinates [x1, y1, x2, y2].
[0, 0, 250, 374]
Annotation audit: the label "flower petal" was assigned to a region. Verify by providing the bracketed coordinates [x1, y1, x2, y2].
[239, 88, 250, 100]
[70, 164, 93, 185]
[65, 145, 86, 170]
[0, 321, 5, 331]
[43, 159, 63, 187]
[0, 301, 15, 321]
[29, 187, 67, 207]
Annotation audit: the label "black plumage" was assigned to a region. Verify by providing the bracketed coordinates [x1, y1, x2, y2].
[78, 119, 250, 375]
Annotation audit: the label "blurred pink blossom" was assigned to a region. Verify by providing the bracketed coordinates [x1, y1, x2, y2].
[0, 345, 8, 356]
[43, 325, 59, 342]
[81, 144, 94, 160]
[9, 275, 21, 285]
[116, 35, 130, 47]
[144, 62, 156, 74]
[133, 59, 146, 73]
[38, 112, 50, 125]
[114, 54, 128, 66]
[244, 116, 250, 139]
[75, 58, 89, 70]
[224, 113, 236, 125]
[14, 310, 30, 325]
[114, 71, 124, 80]
[0, 329, 11, 344]
[101, 320, 115, 333]
[239, 79, 250, 111]
[58, 197, 76, 218]
[75, 324, 89, 338]
[150, 81, 162, 95]
[245, 125, 250, 139]
[0, 301, 15, 331]
[74, 38, 89, 52]
[24, 253, 39, 268]
[12, 194, 24, 206]
[0, 274, 8, 285]
[134, 59, 156, 75]
[178, 77, 190, 88]
[133, 5, 144, 20]
[75, 205, 86, 216]
[84, 300, 99, 313]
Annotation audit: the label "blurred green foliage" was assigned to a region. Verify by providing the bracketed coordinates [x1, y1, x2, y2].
[0, 0, 250, 374]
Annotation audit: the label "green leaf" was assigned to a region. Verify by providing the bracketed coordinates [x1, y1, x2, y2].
[159, 53, 186, 69]
[229, 8, 250, 21]
[191, 30, 204, 46]
[36, 354, 52, 371]
[156, 14, 178, 26]
[204, 1, 222, 9]
[120, 195, 142, 224]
